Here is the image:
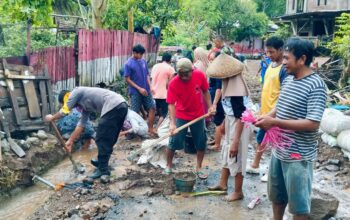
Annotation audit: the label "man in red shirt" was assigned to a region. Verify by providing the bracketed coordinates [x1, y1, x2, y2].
[166, 58, 215, 179]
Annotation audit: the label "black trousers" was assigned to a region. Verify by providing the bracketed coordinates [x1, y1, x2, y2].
[95, 102, 128, 171]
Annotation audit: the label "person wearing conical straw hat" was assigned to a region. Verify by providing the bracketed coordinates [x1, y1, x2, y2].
[207, 54, 251, 202]
[165, 58, 216, 179]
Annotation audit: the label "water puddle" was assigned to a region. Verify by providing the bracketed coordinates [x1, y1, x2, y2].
[0, 149, 98, 220]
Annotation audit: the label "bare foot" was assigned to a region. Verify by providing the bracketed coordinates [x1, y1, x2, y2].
[208, 145, 221, 151]
[222, 192, 244, 202]
[250, 162, 259, 169]
[208, 185, 228, 191]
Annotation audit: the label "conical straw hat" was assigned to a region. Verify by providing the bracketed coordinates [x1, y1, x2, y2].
[206, 53, 244, 79]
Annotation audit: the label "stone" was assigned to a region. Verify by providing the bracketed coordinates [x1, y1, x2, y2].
[327, 159, 341, 166]
[67, 208, 79, 217]
[37, 130, 48, 140]
[325, 165, 340, 172]
[81, 201, 100, 217]
[310, 188, 339, 220]
[30, 132, 38, 137]
[1, 138, 11, 152]
[26, 137, 41, 146]
[68, 214, 82, 220]
[81, 188, 89, 195]
[15, 139, 30, 150]
[100, 198, 114, 213]
[100, 175, 110, 184]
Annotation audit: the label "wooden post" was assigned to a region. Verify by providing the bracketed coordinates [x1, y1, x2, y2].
[26, 19, 32, 65]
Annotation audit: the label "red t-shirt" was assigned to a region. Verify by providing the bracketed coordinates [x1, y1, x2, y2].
[166, 69, 209, 120]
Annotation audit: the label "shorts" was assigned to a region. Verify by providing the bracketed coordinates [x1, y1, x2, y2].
[256, 129, 266, 144]
[130, 92, 156, 113]
[268, 155, 313, 215]
[168, 118, 207, 151]
[155, 99, 168, 118]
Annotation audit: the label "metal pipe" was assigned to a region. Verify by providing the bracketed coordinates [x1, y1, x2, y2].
[32, 175, 56, 190]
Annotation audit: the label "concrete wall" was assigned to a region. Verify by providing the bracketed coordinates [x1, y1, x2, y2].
[286, 0, 350, 14]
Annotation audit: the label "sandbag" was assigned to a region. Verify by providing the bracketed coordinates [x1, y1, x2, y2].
[321, 133, 338, 147]
[337, 129, 350, 152]
[206, 54, 244, 79]
[320, 108, 350, 136]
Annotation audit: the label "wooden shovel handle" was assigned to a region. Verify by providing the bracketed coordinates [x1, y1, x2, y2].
[50, 122, 66, 147]
[174, 112, 211, 134]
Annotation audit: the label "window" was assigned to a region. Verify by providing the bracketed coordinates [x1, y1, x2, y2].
[292, 0, 295, 10]
[297, 0, 304, 12]
[324, 0, 327, 5]
[317, 0, 321, 6]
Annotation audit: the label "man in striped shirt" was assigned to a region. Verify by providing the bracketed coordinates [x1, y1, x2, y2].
[255, 38, 327, 220]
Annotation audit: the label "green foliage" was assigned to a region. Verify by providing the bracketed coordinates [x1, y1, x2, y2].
[0, 24, 74, 57]
[215, 0, 269, 42]
[266, 23, 292, 41]
[254, 0, 286, 18]
[0, 0, 54, 26]
[328, 13, 350, 60]
[103, 0, 182, 31]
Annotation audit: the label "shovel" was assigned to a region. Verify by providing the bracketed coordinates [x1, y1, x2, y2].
[50, 121, 85, 174]
[127, 112, 211, 161]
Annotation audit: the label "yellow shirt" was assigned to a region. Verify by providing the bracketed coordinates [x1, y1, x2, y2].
[260, 64, 283, 115]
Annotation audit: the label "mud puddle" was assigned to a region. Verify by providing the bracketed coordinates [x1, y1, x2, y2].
[0, 149, 98, 220]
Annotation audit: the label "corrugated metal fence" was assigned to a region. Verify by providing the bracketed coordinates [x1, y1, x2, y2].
[78, 29, 159, 86]
[26, 29, 159, 93]
[30, 46, 76, 92]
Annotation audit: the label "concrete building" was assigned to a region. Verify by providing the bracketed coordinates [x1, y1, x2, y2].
[280, 0, 350, 37]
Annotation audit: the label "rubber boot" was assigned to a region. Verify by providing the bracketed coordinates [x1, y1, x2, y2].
[89, 155, 111, 179]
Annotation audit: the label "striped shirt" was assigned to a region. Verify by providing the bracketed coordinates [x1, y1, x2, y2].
[273, 73, 327, 162]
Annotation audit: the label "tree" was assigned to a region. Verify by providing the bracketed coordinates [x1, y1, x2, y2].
[91, 0, 107, 29]
[254, 0, 286, 18]
[328, 13, 350, 87]
[216, 0, 268, 42]
[0, 0, 54, 26]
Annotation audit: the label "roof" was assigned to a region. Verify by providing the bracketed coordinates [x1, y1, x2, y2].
[278, 10, 350, 20]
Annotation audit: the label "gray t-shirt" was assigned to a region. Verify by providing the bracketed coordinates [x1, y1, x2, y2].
[60, 87, 126, 127]
[274, 73, 327, 162]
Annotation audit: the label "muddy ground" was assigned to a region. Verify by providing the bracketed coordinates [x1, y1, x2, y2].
[1, 60, 350, 220]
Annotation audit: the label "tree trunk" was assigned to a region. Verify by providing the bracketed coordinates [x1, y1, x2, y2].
[91, 0, 107, 29]
[26, 19, 32, 65]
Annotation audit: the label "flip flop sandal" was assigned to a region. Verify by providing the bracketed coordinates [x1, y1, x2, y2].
[164, 167, 172, 175]
[195, 170, 208, 180]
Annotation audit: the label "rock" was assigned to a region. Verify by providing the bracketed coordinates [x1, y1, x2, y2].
[15, 139, 30, 150]
[67, 208, 79, 217]
[310, 189, 339, 220]
[30, 132, 38, 137]
[327, 159, 341, 166]
[37, 130, 48, 140]
[100, 198, 114, 213]
[100, 175, 110, 184]
[104, 206, 119, 219]
[26, 137, 41, 146]
[1, 139, 11, 152]
[67, 214, 82, 220]
[81, 201, 100, 217]
[83, 177, 94, 185]
[325, 165, 340, 172]
[81, 188, 89, 195]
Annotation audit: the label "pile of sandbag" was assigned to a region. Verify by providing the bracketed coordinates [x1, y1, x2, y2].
[320, 108, 350, 159]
